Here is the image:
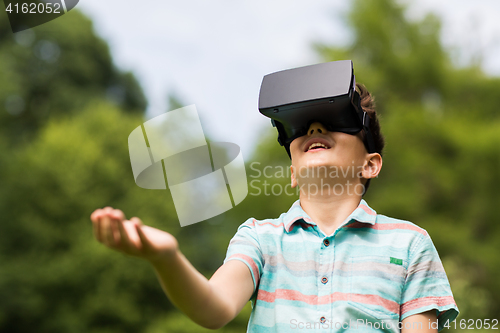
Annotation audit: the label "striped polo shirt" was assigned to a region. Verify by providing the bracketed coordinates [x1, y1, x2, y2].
[224, 199, 458, 332]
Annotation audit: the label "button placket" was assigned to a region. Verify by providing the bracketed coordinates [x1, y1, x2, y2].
[318, 237, 333, 327]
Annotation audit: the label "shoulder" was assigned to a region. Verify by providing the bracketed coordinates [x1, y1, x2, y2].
[237, 213, 288, 231]
[374, 214, 429, 237]
[370, 214, 431, 253]
[354, 200, 428, 241]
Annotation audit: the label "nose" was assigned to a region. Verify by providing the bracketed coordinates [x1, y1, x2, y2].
[307, 122, 328, 136]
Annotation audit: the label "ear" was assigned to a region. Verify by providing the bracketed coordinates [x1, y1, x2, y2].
[290, 165, 298, 188]
[361, 153, 382, 180]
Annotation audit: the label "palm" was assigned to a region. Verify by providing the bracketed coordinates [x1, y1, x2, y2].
[91, 208, 178, 262]
[122, 222, 178, 260]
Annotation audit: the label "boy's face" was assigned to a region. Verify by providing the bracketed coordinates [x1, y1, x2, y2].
[289, 122, 381, 188]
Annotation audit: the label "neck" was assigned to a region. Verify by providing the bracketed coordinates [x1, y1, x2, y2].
[298, 183, 362, 236]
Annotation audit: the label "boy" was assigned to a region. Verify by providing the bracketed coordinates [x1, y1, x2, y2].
[91, 63, 458, 332]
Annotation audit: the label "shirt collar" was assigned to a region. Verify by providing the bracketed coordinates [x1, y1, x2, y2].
[284, 198, 377, 233]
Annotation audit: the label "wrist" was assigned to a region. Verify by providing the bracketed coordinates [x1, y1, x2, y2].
[147, 247, 182, 267]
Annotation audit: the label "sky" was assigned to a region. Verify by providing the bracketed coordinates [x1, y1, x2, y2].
[77, 0, 500, 160]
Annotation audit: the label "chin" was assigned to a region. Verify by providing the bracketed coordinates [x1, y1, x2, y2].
[294, 162, 333, 180]
[301, 155, 336, 168]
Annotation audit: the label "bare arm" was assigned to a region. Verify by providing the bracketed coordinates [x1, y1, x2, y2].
[91, 207, 254, 329]
[401, 310, 438, 333]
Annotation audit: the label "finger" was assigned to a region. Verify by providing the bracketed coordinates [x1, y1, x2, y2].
[110, 209, 125, 246]
[130, 217, 143, 225]
[102, 215, 116, 247]
[94, 219, 104, 243]
[111, 219, 122, 248]
[123, 221, 141, 247]
[91, 209, 102, 241]
[110, 209, 125, 222]
[90, 209, 99, 223]
[100, 206, 117, 241]
[92, 209, 107, 223]
[117, 219, 132, 250]
[93, 208, 116, 244]
[134, 221, 151, 249]
[95, 210, 110, 243]
[91, 207, 109, 219]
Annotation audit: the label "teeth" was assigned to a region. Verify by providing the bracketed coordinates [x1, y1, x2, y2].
[308, 142, 328, 151]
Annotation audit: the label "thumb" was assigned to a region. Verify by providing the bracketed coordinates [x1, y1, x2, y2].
[130, 217, 143, 225]
[133, 219, 151, 248]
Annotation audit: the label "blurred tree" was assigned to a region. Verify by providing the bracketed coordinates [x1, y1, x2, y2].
[0, 9, 147, 146]
[2, 1, 499, 332]
[0, 103, 250, 332]
[167, 92, 186, 111]
[0, 104, 174, 333]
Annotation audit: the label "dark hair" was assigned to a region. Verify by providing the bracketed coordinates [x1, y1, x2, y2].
[356, 83, 385, 156]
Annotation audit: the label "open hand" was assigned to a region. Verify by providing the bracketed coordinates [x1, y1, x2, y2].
[90, 207, 178, 263]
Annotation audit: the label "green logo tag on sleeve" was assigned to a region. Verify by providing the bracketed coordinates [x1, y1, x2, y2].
[390, 257, 403, 265]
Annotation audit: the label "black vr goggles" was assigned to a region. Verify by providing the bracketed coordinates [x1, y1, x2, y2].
[258, 60, 377, 157]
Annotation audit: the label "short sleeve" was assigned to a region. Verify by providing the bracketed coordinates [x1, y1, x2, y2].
[401, 233, 459, 331]
[224, 218, 263, 295]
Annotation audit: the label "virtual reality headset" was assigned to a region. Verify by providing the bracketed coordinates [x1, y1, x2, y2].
[258, 60, 377, 157]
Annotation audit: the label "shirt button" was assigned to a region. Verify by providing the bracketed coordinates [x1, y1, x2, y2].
[320, 316, 326, 324]
[323, 239, 330, 247]
[321, 276, 328, 284]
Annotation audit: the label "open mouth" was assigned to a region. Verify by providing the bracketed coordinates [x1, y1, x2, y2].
[307, 142, 329, 151]
[305, 139, 331, 152]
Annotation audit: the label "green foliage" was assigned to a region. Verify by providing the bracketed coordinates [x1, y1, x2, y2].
[371, 101, 500, 322]
[0, 9, 147, 145]
[0, 104, 175, 333]
[0, 101, 250, 332]
[144, 303, 252, 333]
[2, 0, 499, 331]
